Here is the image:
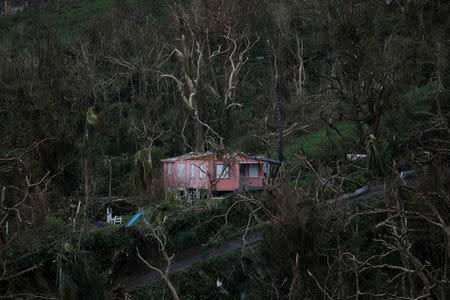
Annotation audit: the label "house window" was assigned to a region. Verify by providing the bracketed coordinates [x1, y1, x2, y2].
[199, 164, 205, 179]
[249, 164, 259, 178]
[216, 164, 229, 179]
[167, 162, 173, 175]
[190, 164, 195, 179]
[178, 163, 186, 178]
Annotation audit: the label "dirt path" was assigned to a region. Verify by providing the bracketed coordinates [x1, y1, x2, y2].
[125, 230, 263, 290]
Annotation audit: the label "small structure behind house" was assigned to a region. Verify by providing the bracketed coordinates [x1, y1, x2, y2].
[346, 154, 367, 162]
[161, 152, 280, 200]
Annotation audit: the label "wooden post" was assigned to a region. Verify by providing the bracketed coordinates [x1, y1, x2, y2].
[108, 158, 112, 197]
[355, 206, 359, 235]
[3, 1, 9, 16]
[106, 206, 112, 224]
[1, 187, 5, 208]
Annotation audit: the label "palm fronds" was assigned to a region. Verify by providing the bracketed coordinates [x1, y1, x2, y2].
[366, 134, 387, 176]
[132, 148, 153, 194]
[81, 107, 98, 158]
[85, 107, 98, 126]
[56, 243, 103, 300]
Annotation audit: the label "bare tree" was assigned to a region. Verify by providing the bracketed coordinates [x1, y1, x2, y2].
[136, 217, 179, 300]
[0, 139, 62, 298]
[160, 2, 259, 152]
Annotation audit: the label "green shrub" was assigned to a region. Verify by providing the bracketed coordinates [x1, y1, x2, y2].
[56, 244, 104, 300]
[46, 214, 66, 232]
[81, 227, 147, 267]
[202, 235, 223, 248]
[221, 223, 238, 239]
[366, 134, 388, 177]
[285, 122, 357, 162]
[129, 249, 256, 299]
[171, 229, 200, 248]
[342, 175, 367, 193]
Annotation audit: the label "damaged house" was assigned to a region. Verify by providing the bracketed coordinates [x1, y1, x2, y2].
[161, 152, 280, 199]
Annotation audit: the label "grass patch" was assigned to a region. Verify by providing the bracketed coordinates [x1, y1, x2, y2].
[284, 121, 357, 161]
[0, 0, 168, 42]
[380, 82, 436, 159]
[282, 83, 435, 164]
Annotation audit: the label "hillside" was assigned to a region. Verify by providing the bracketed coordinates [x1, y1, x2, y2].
[0, 0, 449, 299]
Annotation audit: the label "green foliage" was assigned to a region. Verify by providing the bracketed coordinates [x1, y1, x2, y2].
[132, 148, 153, 194]
[81, 227, 148, 268]
[85, 107, 98, 127]
[285, 122, 357, 162]
[159, 195, 257, 251]
[145, 195, 181, 224]
[366, 134, 387, 177]
[0, 0, 169, 41]
[131, 147, 163, 197]
[202, 234, 222, 248]
[164, 191, 180, 205]
[94, 153, 133, 196]
[80, 107, 98, 158]
[56, 243, 104, 300]
[1, 0, 449, 298]
[45, 214, 66, 232]
[379, 83, 435, 158]
[342, 174, 368, 193]
[129, 249, 256, 299]
[171, 229, 199, 248]
[83, 228, 135, 250]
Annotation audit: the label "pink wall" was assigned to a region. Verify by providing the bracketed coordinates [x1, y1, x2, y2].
[163, 160, 211, 191]
[163, 156, 265, 192]
[240, 163, 263, 188]
[214, 160, 239, 191]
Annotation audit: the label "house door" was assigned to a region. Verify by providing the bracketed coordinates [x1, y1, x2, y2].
[239, 165, 245, 189]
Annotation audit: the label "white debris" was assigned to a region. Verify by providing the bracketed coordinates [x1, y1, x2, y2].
[400, 170, 415, 179]
[347, 154, 367, 161]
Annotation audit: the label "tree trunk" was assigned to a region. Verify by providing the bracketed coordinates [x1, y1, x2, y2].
[147, 147, 152, 169]
[108, 158, 112, 197]
[351, 84, 365, 147]
[83, 157, 89, 230]
[270, 63, 284, 164]
[163, 276, 180, 300]
[194, 114, 204, 153]
[206, 29, 220, 97]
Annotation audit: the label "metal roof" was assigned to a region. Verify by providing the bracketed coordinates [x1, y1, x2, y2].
[244, 155, 282, 165]
[160, 151, 216, 162]
[161, 152, 281, 165]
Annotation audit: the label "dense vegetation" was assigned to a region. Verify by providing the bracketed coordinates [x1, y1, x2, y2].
[0, 0, 449, 299]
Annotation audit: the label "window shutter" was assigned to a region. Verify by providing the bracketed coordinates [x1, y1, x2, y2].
[178, 163, 186, 178]
[249, 164, 259, 178]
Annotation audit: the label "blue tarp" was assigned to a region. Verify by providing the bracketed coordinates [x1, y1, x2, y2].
[244, 155, 281, 165]
[126, 213, 142, 227]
